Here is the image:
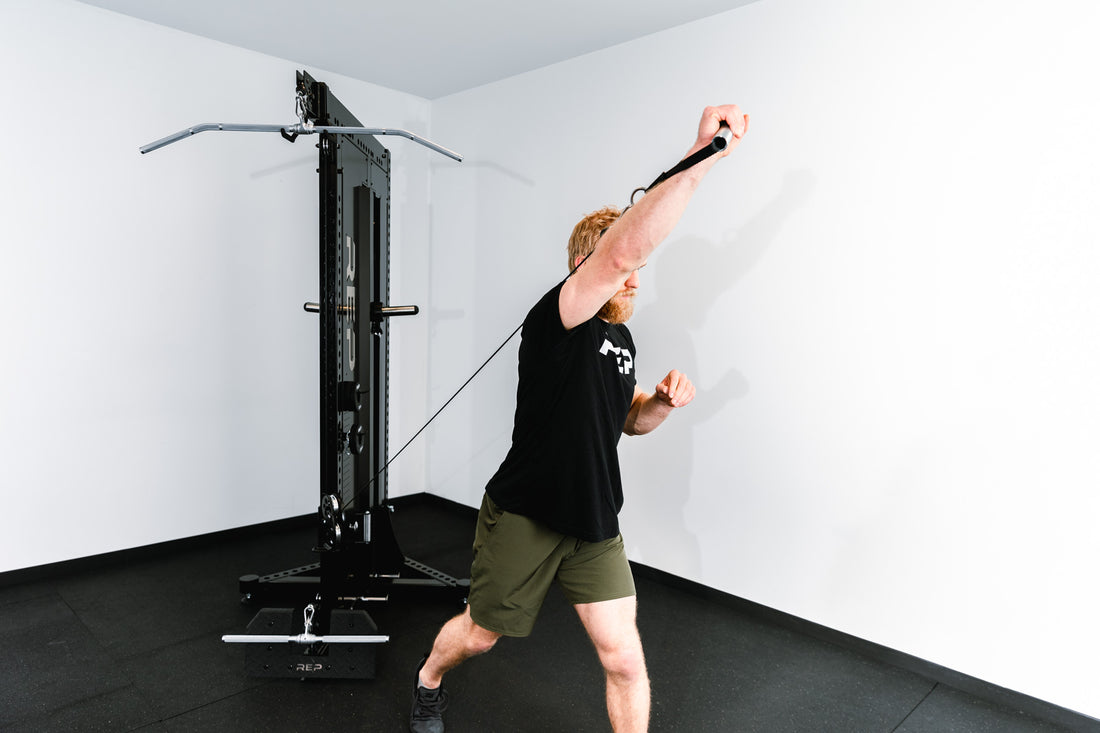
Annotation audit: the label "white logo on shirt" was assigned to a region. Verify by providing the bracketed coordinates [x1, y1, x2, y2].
[599, 338, 634, 376]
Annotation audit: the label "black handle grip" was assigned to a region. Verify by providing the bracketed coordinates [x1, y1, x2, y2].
[711, 122, 733, 152]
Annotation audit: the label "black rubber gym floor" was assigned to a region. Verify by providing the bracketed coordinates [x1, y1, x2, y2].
[1, 496, 1093, 732]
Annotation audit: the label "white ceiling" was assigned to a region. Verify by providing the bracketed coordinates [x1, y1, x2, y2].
[77, 0, 759, 99]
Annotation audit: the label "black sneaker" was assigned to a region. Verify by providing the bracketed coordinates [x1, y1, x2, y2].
[410, 655, 448, 733]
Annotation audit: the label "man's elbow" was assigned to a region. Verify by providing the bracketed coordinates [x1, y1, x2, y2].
[605, 230, 648, 274]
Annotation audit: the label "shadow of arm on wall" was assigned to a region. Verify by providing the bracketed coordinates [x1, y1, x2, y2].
[430, 159, 536, 187]
[657, 168, 817, 323]
[635, 168, 815, 426]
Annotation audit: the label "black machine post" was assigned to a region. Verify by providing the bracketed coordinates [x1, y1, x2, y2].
[232, 71, 468, 679]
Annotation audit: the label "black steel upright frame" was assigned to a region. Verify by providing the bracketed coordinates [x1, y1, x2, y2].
[234, 72, 467, 679]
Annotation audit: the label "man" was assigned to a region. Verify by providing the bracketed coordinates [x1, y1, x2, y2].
[411, 105, 749, 733]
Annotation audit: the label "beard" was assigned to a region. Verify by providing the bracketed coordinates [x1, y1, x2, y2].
[597, 292, 635, 324]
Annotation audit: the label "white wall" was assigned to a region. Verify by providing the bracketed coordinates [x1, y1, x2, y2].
[0, 0, 432, 572]
[427, 0, 1100, 719]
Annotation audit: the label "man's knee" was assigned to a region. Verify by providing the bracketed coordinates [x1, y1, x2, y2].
[466, 626, 501, 656]
[463, 609, 502, 655]
[598, 638, 647, 683]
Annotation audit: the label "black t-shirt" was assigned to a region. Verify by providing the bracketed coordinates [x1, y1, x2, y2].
[485, 281, 637, 541]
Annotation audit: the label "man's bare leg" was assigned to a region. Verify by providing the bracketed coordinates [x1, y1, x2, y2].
[575, 596, 650, 733]
[419, 606, 502, 688]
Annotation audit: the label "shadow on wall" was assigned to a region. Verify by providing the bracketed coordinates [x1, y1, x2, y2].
[625, 169, 817, 577]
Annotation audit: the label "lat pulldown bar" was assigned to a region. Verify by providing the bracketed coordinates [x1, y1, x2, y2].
[139, 121, 463, 161]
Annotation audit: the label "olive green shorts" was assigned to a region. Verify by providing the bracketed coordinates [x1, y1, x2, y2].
[467, 493, 636, 637]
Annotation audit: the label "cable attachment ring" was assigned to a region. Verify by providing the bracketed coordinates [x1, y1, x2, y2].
[302, 604, 315, 636]
[628, 122, 734, 205]
[281, 90, 313, 143]
[295, 91, 309, 126]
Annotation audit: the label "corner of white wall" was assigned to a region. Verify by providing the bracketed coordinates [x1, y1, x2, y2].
[0, 0, 432, 571]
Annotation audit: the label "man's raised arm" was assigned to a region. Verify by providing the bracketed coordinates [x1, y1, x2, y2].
[558, 105, 749, 330]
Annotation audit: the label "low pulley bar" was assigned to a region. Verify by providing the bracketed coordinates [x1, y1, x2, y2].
[221, 604, 389, 645]
[221, 633, 390, 644]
